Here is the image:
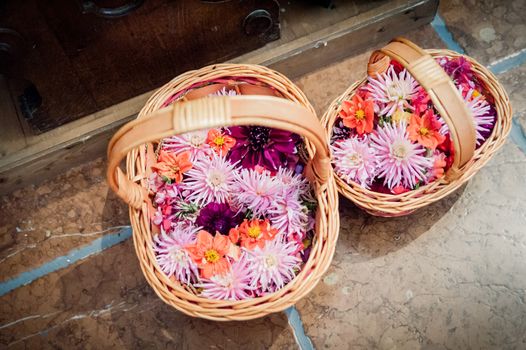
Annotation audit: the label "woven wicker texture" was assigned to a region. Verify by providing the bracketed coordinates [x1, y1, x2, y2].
[322, 38, 512, 217]
[107, 64, 340, 321]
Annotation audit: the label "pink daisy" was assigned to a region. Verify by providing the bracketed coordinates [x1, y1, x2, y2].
[439, 86, 494, 145]
[195, 254, 254, 300]
[268, 196, 309, 238]
[153, 224, 199, 284]
[231, 168, 283, 217]
[366, 66, 420, 116]
[370, 122, 433, 190]
[161, 130, 212, 161]
[183, 153, 237, 206]
[331, 136, 378, 189]
[245, 237, 301, 292]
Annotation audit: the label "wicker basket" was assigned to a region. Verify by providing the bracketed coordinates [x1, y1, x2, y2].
[322, 37, 512, 217]
[107, 64, 339, 321]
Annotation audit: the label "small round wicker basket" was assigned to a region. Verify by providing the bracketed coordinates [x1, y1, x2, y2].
[107, 64, 339, 321]
[322, 37, 512, 217]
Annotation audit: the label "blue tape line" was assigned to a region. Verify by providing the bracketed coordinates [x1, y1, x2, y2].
[430, 14, 465, 54]
[0, 227, 132, 297]
[284, 306, 315, 350]
[511, 118, 526, 154]
[488, 49, 526, 75]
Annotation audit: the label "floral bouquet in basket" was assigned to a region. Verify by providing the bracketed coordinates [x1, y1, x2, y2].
[331, 56, 497, 194]
[148, 90, 317, 301]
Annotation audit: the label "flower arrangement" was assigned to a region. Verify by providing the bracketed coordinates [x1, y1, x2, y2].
[148, 88, 316, 301]
[330, 56, 496, 194]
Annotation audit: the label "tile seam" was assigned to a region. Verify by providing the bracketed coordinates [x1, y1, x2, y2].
[0, 227, 132, 297]
[430, 14, 526, 152]
[284, 306, 315, 350]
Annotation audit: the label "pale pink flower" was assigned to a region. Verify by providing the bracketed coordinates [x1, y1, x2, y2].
[183, 153, 236, 206]
[161, 130, 212, 161]
[366, 66, 420, 116]
[213, 87, 238, 96]
[195, 254, 254, 300]
[439, 86, 495, 145]
[246, 237, 301, 292]
[274, 168, 309, 199]
[268, 196, 309, 238]
[153, 224, 199, 284]
[331, 136, 378, 189]
[231, 168, 283, 217]
[370, 122, 433, 190]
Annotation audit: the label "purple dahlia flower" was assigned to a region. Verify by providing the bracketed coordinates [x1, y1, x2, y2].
[227, 126, 300, 171]
[195, 202, 242, 236]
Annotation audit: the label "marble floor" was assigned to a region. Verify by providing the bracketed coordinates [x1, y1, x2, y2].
[1, 0, 525, 349]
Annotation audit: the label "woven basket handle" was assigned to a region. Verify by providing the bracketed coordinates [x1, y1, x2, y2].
[107, 95, 331, 208]
[367, 37, 476, 179]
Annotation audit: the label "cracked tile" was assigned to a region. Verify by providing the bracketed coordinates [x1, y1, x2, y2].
[0, 240, 297, 349]
[295, 25, 445, 117]
[0, 158, 129, 280]
[498, 63, 526, 136]
[439, 0, 526, 65]
[295, 141, 526, 349]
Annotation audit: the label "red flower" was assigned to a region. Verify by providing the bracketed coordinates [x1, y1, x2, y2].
[339, 95, 375, 135]
[407, 110, 445, 150]
[207, 129, 236, 155]
[186, 230, 231, 278]
[151, 151, 193, 183]
[411, 87, 431, 115]
[236, 219, 278, 250]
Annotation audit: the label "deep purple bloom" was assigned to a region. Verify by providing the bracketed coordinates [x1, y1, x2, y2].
[331, 119, 353, 143]
[438, 56, 474, 84]
[196, 202, 242, 235]
[227, 126, 300, 171]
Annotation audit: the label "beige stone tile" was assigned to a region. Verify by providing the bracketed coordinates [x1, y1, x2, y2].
[0, 239, 297, 349]
[295, 141, 526, 349]
[0, 158, 129, 280]
[498, 63, 526, 133]
[439, 0, 526, 65]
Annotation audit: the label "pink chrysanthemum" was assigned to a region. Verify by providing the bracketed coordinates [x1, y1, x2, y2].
[246, 237, 301, 292]
[370, 122, 433, 190]
[195, 254, 254, 300]
[366, 66, 420, 116]
[268, 196, 309, 237]
[231, 168, 283, 217]
[439, 86, 494, 145]
[183, 153, 237, 206]
[274, 168, 309, 199]
[153, 224, 199, 284]
[161, 130, 212, 161]
[331, 136, 378, 189]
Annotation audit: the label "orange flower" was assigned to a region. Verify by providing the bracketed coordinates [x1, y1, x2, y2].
[186, 230, 230, 278]
[407, 110, 445, 150]
[207, 129, 236, 155]
[238, 219, 278, 250]
[339, 95, 374, 135]
[228, 227, 240, 244]
[151, 150, 192, 183]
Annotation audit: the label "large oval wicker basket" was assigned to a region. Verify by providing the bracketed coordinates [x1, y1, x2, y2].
[107, 64, 339, 321]
[322, 37, 512, 217]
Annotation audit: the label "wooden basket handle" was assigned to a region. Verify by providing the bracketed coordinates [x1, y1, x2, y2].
[107, 95, 331, 208]
[367, 37, 476, 179]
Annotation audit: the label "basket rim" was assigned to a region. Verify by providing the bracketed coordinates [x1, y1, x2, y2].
[321, 49, 512, 215]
